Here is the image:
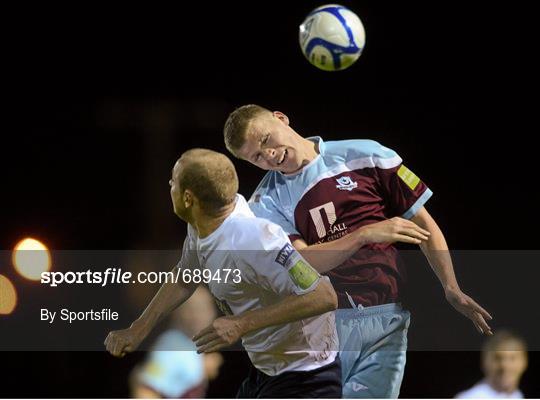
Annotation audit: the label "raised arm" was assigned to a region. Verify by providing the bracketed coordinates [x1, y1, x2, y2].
[411, 206, 493, 335]
[104, 265, 199, 357]
[193, 277, 337, 353]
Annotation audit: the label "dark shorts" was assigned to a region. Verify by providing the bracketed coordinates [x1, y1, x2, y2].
[236, 357, 342, 398]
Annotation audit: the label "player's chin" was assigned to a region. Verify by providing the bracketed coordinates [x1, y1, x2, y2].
[280, 162, 302, 174]
[172, 206, 182, 218]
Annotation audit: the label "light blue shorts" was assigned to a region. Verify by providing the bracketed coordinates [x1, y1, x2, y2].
[337, 302, 410, 398]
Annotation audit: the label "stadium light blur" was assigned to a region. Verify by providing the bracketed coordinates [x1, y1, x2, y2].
[12, 238, 51, 281]
[0, 274, 17, 314]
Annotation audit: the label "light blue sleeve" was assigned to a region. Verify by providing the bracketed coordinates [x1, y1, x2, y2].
[138, 330, 204, 398]
[248, 193, 301, 239]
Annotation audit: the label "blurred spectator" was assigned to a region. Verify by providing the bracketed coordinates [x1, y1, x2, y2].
[455, 330, 528, 399]
[130, 286, 223, 398]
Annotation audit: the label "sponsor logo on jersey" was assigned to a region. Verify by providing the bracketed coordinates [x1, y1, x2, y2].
[335, 176, 358, 191]
[397, 165, 420, 190]
[309, 201, 349, 241]
[309, 202, 337, 238]
[275, 243, 295, 267]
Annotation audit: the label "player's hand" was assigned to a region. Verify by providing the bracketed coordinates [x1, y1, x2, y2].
[357, 217, 431, 245]
[445, 287, 493, 335]
[104, 324, 146, 357]
[193, 316, 244, 354]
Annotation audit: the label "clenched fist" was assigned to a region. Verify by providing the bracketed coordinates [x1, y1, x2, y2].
[104, 324, 146, 357]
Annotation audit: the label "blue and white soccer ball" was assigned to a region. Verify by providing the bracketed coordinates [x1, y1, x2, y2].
[299, 4, 366, 71]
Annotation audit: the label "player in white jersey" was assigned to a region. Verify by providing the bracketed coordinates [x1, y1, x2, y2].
[105, 148, 342, 398]
[455, 331, 528, 399]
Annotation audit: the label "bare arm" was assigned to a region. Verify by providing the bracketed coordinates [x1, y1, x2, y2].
[411, 207, 459, 290]
[294, 217, 430, 273]
[104, 266, 198, 357]
[411, 206, 493, 335]
[193, 278, 337, 353]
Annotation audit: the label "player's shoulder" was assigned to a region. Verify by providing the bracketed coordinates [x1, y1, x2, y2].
[454, 382, 497, 399]
[185, 224, 198, 248]
[324, 138, 399, 161]
[248, 171, 291, 211]
[250, 169, 280, 197]
[225, 215, 288, 252]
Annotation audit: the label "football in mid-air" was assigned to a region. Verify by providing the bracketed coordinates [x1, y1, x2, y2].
[299, 4, 366, 71]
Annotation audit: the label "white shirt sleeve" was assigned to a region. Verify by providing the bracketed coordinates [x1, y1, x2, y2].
[235, 219, 321, 296]
[175, 229, 200, 272]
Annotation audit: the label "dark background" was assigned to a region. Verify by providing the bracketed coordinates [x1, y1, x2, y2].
[1, 1, 539, 397]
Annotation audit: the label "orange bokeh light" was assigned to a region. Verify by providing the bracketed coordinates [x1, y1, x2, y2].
[12, 238, 52, 281]
[0, 274, 17, 315]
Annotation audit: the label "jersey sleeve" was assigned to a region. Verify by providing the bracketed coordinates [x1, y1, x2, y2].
[175, 228, 200, 272]
[235, 219, 321, 296]
[249, 192, 302, 241]
[366, 141, 433, 219]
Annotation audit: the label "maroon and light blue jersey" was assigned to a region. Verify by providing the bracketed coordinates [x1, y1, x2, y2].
[248, 137, 432, 308]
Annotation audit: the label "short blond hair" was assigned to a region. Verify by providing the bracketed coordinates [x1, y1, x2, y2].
[223, 104, 272, 157]
[177, 149, 238, 214]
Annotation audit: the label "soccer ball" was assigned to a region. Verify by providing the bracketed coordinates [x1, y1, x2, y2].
[299, 4, 366, 71]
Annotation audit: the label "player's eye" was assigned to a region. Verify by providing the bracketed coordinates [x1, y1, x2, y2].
[262, 134, 270, 144]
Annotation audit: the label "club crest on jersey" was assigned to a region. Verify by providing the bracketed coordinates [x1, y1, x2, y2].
[275, 243, 295, 267]
[335, 176, 357, 191]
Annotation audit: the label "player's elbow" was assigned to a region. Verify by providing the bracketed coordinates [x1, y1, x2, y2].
[316, 278, 338, 312]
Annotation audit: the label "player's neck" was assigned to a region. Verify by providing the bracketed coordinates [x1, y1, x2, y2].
[485, 378, 518, 394]
[301, 136, 319, 160]
[283, 137, 319, 175]
[192, 202, 236, 239]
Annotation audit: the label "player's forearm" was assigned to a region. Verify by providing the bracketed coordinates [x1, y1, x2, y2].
[295, 230, 367, 273]
[132, 267, 197, 335]
[236, 278, 337, 336]
[412, 210, 460, 291]
[419, 229, 460, 291]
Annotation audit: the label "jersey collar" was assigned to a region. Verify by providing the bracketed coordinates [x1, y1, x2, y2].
[196, 194, 251, 244]
[280, 136, 324, 178]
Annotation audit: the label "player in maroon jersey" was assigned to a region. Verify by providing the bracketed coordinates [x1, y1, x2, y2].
[223, 104, 492, 398]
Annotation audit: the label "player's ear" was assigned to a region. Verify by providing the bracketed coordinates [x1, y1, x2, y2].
[273, 111, 289, 126]
[183, 190, 194, 208]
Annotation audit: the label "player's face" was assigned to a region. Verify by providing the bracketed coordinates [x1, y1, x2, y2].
[482, 347, 527, 392]
[169, 160, 187, 219]
[238, 112, 304, 174]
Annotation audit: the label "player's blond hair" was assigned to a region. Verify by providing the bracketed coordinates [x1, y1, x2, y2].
[177, 149, 239, 215]
[223, 104, 272, 157]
